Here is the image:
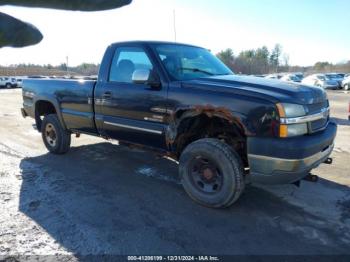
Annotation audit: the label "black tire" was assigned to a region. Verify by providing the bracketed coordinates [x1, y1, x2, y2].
[179, 138, 245, 208]
[344, 84, 349, 91]
[5, 83, 11, 89]
[41, 114, 71, 154]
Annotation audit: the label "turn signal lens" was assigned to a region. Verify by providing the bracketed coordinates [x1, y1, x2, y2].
[279, 123, 308, 138]
[279, 124, 288, 138]
[276, 103, 286, 118]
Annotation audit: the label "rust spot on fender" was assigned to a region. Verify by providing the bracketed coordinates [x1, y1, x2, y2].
[193, 105, 235, 123]
[165, 104, 250, 151]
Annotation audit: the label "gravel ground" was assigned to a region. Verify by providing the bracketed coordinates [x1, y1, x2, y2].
[0, 88, 349, 259]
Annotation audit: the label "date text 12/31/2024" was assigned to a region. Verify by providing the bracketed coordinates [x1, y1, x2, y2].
[127, 256, 220, 261]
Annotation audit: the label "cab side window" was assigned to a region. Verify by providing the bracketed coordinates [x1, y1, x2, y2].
[109, 47, 153, 83]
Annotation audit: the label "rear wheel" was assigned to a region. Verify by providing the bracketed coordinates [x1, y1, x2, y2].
[5, 83, 11, 88]
[41, 114, 71, 154]
[179, 138, 245, 208]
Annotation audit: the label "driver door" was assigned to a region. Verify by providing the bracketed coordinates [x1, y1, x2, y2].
[97, 45, 169, 149]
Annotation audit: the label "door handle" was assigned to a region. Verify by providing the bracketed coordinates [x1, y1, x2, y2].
[102, 91, 112, 99]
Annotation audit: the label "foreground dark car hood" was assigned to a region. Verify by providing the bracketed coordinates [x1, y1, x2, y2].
[183, 75, 327, 105]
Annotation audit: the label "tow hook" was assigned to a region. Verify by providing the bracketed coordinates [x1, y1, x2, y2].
[293, 173, 319, 187]
[324, 157, 333, 165]
[303, 173, 319, 182]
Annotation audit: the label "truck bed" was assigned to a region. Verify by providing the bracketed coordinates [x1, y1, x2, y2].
[23, 78, 97, 133]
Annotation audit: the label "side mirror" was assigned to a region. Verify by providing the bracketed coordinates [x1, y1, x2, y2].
[132, 69, 161, 89]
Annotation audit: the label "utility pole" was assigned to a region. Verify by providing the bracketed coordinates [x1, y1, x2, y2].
[173, 9, 177, 42]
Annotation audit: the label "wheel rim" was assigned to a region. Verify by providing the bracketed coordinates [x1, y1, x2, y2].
[189, 156, 223, 194]
[45, 123, 57, 147]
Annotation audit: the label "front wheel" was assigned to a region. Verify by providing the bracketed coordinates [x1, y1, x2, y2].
[5, 83, 11, 88]
[41, 114, 71, 154]
[179, 138, 245, 208]
[344, 84, 349, 91]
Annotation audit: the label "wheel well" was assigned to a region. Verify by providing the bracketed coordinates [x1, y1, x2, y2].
[173, 114, 247, 166]
[35, 100, 57, 130]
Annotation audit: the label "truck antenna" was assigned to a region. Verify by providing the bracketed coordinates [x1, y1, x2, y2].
[173, 9, 177, 42]
[66, 56, 69, 75]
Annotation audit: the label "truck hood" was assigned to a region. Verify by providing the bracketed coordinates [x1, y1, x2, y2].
[182, 75, 327, 105]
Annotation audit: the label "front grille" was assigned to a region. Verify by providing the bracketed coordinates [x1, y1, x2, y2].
[307, 100, 329, 133]
[310, 117, 329, 132]
[306, 100, 329, 114]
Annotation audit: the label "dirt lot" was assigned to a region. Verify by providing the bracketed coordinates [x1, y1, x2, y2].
[0, 88, 349, 258]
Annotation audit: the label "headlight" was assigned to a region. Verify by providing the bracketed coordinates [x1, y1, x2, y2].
[276, 103, 308, 137]
[279, 123, 308, 137]
[277, 103, 306, 117]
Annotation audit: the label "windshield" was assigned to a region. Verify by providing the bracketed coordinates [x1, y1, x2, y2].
[154, 44, 233, 81]
[317, 75, 326, 81]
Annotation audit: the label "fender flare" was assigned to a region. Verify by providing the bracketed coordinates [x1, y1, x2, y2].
[33, 95, 67, 130]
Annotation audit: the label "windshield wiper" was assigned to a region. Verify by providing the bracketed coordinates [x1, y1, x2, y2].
[178, 67, 214, 76]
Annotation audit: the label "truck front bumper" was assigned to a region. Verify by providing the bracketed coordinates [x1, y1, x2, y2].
[247, 122, 337, 185]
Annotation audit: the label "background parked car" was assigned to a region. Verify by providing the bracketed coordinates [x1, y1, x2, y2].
[0, 77, 17, 88]
[325, 73, 343, 88]
[302, 74, 339, 89]
[264, 74, 283, 79]
[280, 74, 302, 83]
[342, 75, 350, 90]
[294, 73, 304, 81]
[16, 78, 23, 88]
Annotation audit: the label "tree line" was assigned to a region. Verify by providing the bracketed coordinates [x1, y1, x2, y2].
[216, 44, 350, 75]
[0, 63, 100, 76]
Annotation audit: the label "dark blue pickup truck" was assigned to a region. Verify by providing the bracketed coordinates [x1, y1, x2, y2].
[21, 41, 337, 208]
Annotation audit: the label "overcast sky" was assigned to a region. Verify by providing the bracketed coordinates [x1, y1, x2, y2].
[0, 0, 349, 67]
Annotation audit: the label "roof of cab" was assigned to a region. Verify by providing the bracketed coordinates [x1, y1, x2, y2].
[109, 40, 203, 49]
